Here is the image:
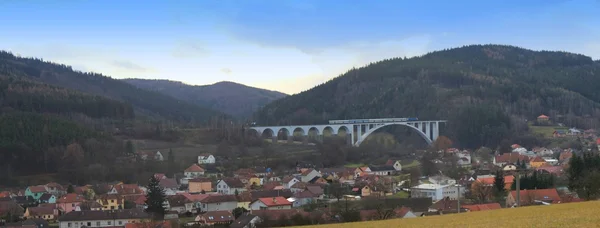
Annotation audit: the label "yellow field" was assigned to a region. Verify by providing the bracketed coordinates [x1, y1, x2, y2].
[301, 201, 600, 228]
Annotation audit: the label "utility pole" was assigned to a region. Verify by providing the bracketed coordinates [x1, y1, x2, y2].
[456, 184, 461, 213]
[516, 171, 521, 207]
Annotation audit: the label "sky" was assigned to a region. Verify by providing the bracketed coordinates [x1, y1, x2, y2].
[1, 0, 599, 94]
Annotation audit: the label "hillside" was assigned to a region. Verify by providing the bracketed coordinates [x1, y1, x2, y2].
[302, 201, 600, 228]
[123, 79, 287, 118]
[0, 51, 229, 125]
[254, 44, 600, 148]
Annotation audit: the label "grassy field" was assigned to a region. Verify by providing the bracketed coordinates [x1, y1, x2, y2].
[529, 124, 567, 138]
[301, 201, 600, 228]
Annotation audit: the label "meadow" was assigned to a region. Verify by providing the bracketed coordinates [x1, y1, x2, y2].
[301, 201, 600, 228]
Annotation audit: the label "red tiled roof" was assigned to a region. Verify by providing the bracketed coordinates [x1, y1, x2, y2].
[189, 178, 212, 183]
[28, 185, 47, 193]
[185, 164, 205, 173]
[537, 115, 549, 119]
[179, 193, 213, 202]
[46, 182, 65, 190]
[28, 206, 55, 216]
[196, 211, 234, 223]
[257, 197, 292, 207]
[462, 203, 501, 211]
[531, 156, 546, 163]
[159, 178, 179, 189]
[97, 194, 124, 205]
[154, 173, 166, 179]
[0, 191, 10, 198]
[221, 178, 245, 188]
[133, 195, 146, 205]
[495, 152, 530, 164]
[200, 195, 237, 204]
[536, 166, 564, 175]
[509, 189, 561, 205]
[57, 193, 85, 203]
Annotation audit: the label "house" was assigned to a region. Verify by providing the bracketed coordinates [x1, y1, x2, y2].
[154, 173, 167, 180]
[568, 128, 581, 136]
[530, 157, 547, 168]
[248, 176, 262, 187]
[354, 167, 371, 177]
[184, 164, 205, 178]
[537, 166, 565, 176]
[230, 214, 261, 228]
[427, 197, 468, 214]
[159, 178, 179, 196]
[188, 178, 213, 193]
[462, 203, 502, 212]
[198, 195, 238, 212]
[385, 159, 403, 171]
[195, 210, 234, 226]
[537, 114, 549, 122]
[300, 169, 321, 183]
[39, 194, 56, 204]
[503, 164, 517, 171]
[493, 152, 530, 167]
[506, 189, 561, 207]
[543, 157, 559, 166]
[57, 209, 149, 228]
[198, 154, 216, 164]
[282, 176, 300, 189]
[46, 183, 66, 196]
[559, 151, 573, 163]
[249, 197, 293, 210]
[24, 205, 59, 221]
[553, 130, 567, 137]
[0, 200, 25, 220]
[179, 193, 211, 213]
[57, 193, 86, 212]
[78, 201, 103, 211]
[165, 195, 192, 214]
[290, 187, 322, 207]
[236, 192, 253, 210]
[411, 183, 464, 201]
[456, 152, 472, 167]
[1, 218, 48, 228]
[96, 194, 124, 210]
[137, 150, 164, 161]
[368, 166, 396, 176]
[25, 186, 49, 201]
[216, 178, 247, 195]
[108, 184, 144, 196]
[473, 175, 514, 191]
[534, 148, 554, 157]
[428, 175, 456, 185]
[352, 184, 374, 197]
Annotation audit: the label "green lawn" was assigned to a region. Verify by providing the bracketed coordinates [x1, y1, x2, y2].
[389, 191, 409, 198]
[344, 163, 366, 168]
[402, 160, 420, 169]
[528, 123, 567, 138]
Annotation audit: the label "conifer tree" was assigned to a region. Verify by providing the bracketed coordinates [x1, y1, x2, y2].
[67, 184, 75, 194]
[145, 175, 166, 218]
[493, 170, 506, 196]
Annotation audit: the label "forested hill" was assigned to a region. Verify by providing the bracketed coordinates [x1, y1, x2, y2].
[123, 79, 287, 118]
[0, 51, 228, 125]
[254, 45, 600, 148]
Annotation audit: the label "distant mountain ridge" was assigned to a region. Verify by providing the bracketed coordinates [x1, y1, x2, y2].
[123, 78, 287, 118]
[253, 44, 600, 147]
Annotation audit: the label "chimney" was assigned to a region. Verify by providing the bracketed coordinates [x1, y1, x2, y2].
[272, 197, 277, 203]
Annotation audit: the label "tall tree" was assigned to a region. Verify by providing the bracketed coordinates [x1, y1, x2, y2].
[145, 175, 166, 218]
[433, 136, 453, 152]
[67, 184, 75, 194]
[125, 140, 135, 156]
[167, 148, 175, 177]
[493, 171, 506, 200]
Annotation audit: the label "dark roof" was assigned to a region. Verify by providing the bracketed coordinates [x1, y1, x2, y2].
[39, 193, 54, 202]
[230, 214, 259, 228]
[221, 178, 245, 188]
[167, 195, 190, 207]
[13, 196, 35, 205]
[58, 209, 149, 221]
[22, 218, 49, 228]
[199, 195, 238, 204]
[249, 189, 293, 201]
[159, 178, 179, 189]
[369, 165, 395, 171]
[196, 210, 234, 223]
[306, 186, 324, 196]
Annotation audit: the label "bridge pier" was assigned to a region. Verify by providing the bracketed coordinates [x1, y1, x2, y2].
[302, 135, 308, 145]
[346, 134, 353, 145]
[287, 136, 293, 144]
[271, 136, 277, 143]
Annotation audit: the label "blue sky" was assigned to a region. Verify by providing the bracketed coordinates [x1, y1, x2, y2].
[1, 0, 599, 94]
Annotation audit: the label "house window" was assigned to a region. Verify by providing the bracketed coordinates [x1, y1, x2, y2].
[96, 222, 100, 226]
[119, 221, 123, 225]
[68, 223, 72, 227]
[87, 222, 91, 227]
[108, 221, 112, 225]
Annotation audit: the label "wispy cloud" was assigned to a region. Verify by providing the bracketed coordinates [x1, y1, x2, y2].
[110, 60, 151, 72]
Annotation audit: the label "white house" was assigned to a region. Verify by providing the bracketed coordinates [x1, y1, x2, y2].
[164, 195, 193, 214]
[456, 152, 472, 167]
[300, 169, 321, 183]
[216, 178, 247, 195]
[367, 166, 396, 176]
[138, 151, 164, 161]
[57, 209, 149, 228]
[388, 160, 402, 171]
[249, 197, 292, 210]
[282, 176, 300, 189]
[410, 183, 464, 201]
[503, 164, 518, 171]
[543, 157, 559, 166]
[198, 195, 238, 212]
[198, 154, 216, 164]
[184, 164, 205, 178]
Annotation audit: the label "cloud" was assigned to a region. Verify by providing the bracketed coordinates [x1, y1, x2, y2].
[171, 40, 211, 59]
[110, 60, 151, 72]
[221, 68, 232, 74]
